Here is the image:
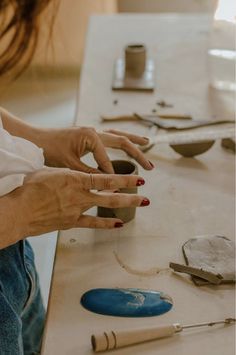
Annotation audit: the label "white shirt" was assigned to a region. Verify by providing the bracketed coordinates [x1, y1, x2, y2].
[0, 117, 44, 197]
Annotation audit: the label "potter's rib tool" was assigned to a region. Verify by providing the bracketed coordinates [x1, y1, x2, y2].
[91, 318, 235, 352]
[169, 262, 223, 284]
[139, 126, 235, 153]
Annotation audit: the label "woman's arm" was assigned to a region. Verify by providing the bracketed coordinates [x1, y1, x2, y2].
[0, 107, 154, 172]
[0, 168, 148, 249]
[0, 107, 42, 143]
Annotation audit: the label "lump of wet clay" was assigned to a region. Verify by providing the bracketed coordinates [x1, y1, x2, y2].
[182, 235, 235, 285]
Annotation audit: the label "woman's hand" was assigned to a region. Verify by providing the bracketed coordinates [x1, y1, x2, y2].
[8, 168, 149, 243]
[34, 127, 154, 173]
[0, 108, 154, 173]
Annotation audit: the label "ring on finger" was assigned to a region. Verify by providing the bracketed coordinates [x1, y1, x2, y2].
[89, 173, 95, 190]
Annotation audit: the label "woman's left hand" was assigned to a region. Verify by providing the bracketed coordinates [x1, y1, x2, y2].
[36, 127, 154, 173]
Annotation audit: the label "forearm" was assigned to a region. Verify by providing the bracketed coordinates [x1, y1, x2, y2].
[0, 192, 25, 249]
[0, 106, 44, 145]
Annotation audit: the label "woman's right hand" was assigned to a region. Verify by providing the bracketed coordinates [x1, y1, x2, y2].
[14, 168, 149, 239]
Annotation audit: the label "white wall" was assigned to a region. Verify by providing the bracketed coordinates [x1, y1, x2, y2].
[33, 0, 117, 68]
[32, 0, 218, 71]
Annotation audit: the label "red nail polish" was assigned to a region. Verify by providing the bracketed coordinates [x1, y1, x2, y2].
[149, 161, 155, 168]
[136, 179, 145, 186]
[115, 222, 124, 228]
[140, 198, 150, 206]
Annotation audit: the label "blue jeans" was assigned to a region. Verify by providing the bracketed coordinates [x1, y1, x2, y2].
[0, 240, 45, 355]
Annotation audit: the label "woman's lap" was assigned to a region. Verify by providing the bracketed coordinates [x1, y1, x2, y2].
[0, 240, 45, 355]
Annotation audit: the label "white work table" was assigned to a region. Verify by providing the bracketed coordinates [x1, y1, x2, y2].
[42, 15, 235, 355]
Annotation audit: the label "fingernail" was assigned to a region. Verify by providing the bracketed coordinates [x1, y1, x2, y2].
[115, 222, 124, 228]
[136, 179, 145, 186]
[140, 198, 150, 206]
[143, 137, 149, 143]
[149, 160, 155, 168]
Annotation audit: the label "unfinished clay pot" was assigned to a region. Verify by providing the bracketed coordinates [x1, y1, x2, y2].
[97, 160, 138, 223]
[125, 44, 146, 77]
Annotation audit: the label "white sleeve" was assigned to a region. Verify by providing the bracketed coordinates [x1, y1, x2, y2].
[0, 116, 45, 197]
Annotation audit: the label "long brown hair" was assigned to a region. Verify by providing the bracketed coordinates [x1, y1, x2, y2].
[0, 0, 56, 77]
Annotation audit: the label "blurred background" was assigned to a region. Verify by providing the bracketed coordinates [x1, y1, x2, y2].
[0, 0, 233, 307]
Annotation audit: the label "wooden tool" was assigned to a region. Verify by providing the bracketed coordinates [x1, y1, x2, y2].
[91, 318, 235, 352]
[101, 114, 234, 130]
[134, 114, 235, 131]
[101, 114, 192, 123]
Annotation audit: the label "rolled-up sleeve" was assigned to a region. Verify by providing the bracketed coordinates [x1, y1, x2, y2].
[0, 117, 44, 197]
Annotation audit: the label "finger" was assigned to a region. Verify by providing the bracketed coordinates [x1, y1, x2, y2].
[76, 215, 124, 229]
[99, 132, 154, 170]
[92, 133, 114, 174]
[118, 138, 154, 170]
[101, 130, 149, 146]
[70, 159, 101, 174]
[80, 172, 145, 191]
[91, 191, 150, 208]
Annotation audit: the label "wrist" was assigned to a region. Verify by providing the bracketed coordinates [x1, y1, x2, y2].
[0, 192, 26, 249]
[0, 107, 42, 144]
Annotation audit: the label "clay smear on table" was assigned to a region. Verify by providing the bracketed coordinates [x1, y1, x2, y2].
[113, 251, 170, 277]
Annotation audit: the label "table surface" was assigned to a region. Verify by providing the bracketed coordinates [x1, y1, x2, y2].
[42, 14, 235, 355]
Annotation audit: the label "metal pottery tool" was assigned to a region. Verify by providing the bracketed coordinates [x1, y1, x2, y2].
[91, 318, 236, 352]
[139, 126, 235, 154]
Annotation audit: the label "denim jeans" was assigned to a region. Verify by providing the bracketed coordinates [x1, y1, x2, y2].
[0, 240, 45, 355]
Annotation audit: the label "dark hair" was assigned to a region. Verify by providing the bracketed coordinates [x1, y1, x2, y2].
[0, 0, 56, 77]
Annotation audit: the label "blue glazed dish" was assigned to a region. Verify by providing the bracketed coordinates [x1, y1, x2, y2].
[80, 288, 173, 317]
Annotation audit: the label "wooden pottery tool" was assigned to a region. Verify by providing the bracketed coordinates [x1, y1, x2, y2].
[101, 114, 235, 156]
[112, 44, 155, 91]
[133, 113, 235, 131]
[101, 114, 234, 130]
[182, 235, 235, 286]
[101, 113, 193, 124]
[81, 288, 173, 318]
[91, 318, 236, 352]
[97, 160, 138, 223]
